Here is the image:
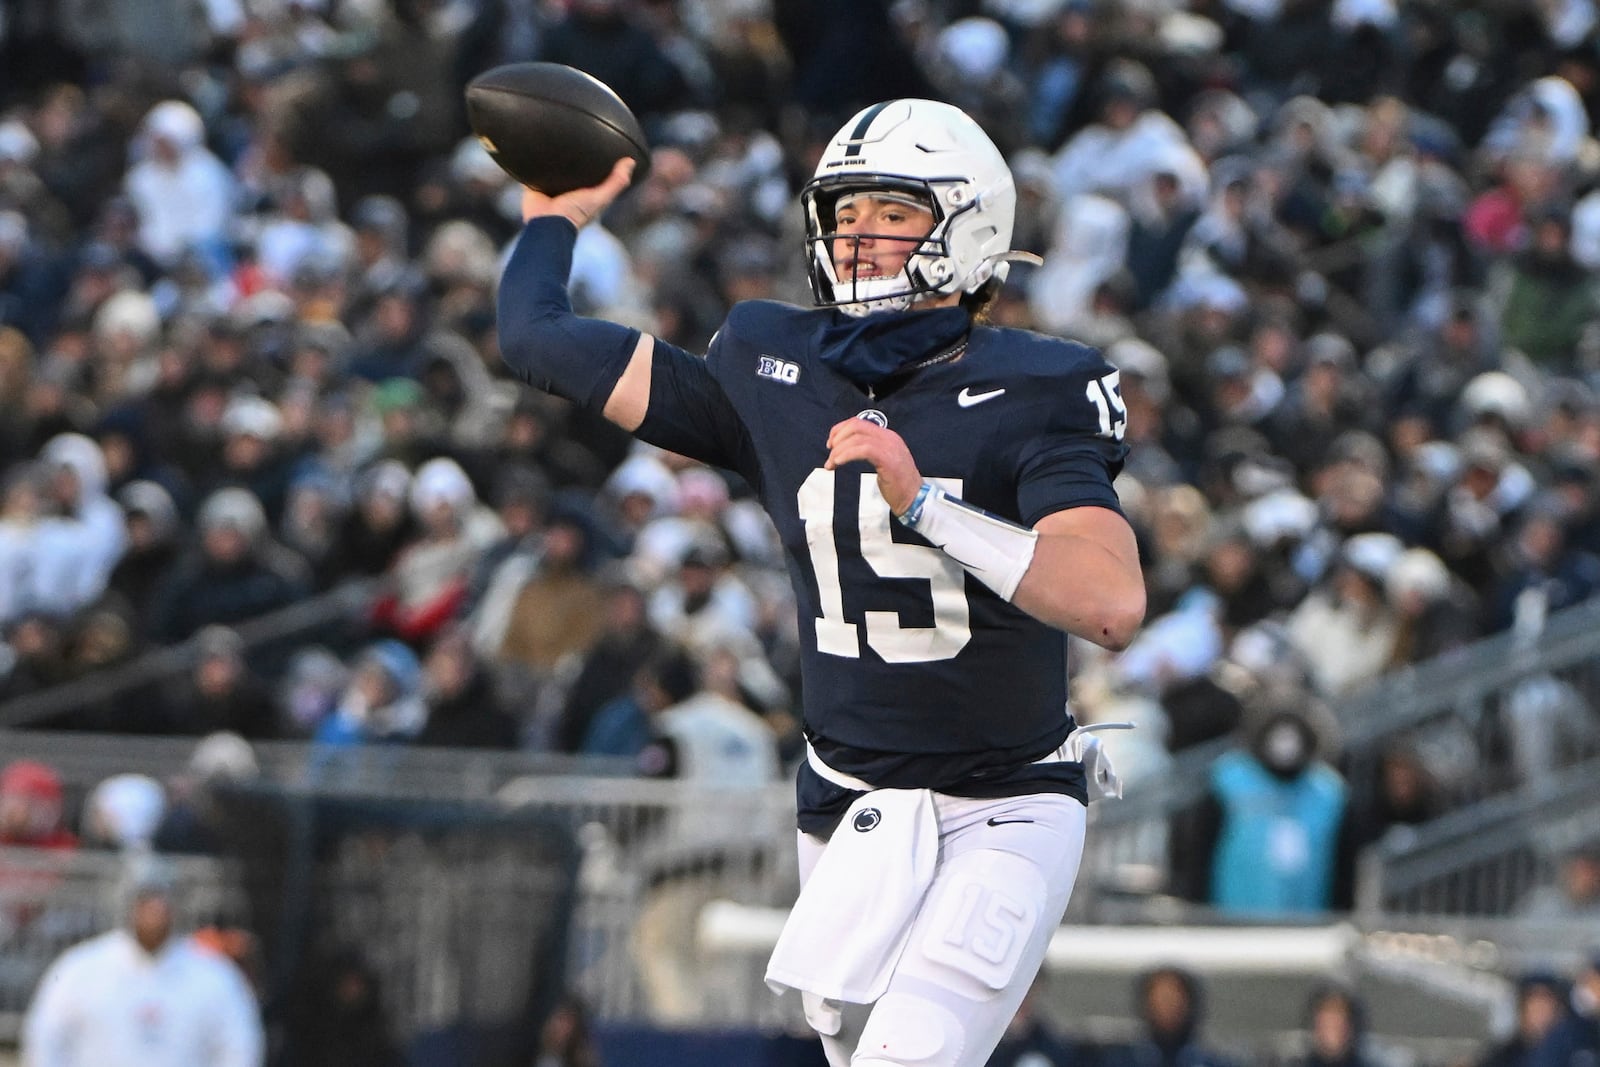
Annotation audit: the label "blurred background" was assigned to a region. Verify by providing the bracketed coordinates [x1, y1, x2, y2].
[3, 0, 1600, 1064]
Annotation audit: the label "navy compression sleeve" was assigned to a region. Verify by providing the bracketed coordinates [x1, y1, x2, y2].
[497, 216, 642, 408]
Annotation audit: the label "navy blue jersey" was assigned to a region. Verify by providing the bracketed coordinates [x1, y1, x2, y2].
[634, 301, 1129, 830]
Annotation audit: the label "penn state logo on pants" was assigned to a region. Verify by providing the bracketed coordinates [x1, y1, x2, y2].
[856, 409, 888, 428]
[852, 807, 882, 832]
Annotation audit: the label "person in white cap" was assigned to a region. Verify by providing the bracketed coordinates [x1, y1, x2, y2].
[22, 858, 264, 1067]
[1286, 531, 1404, 697]
[123, 100, 236, 272]
[149, 487, 309, 642]
[374, 456, 502, 645]
[31, 433, 128, 617]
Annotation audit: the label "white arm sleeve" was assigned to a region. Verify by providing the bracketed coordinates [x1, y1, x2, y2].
[903, 483, 1038, 601]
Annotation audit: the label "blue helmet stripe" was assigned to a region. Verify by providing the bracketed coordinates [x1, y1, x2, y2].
[843, 101, 894, 157]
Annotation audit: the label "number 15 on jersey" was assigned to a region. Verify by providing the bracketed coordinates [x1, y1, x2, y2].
[798, 469, 972, 664]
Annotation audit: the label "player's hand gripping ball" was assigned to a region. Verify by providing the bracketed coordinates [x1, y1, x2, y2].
[465, 62, 652, 195]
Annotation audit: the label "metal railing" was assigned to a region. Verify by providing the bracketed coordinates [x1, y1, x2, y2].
[0, 778, 801, 1044]
[0, 849, 250, 1042]
[8, 590, 1600, 939]
[1, 720, 1231, 916]
[0, 768, 1257, 1045]
[0, 729, 637, 803]
[1355, 752, 1600, 916]
[8, 794, 1599, 1059]
[1333, 596, 1600, 806]
[1074, 736, 1234, 908]
[1074, 590, 1600, 913]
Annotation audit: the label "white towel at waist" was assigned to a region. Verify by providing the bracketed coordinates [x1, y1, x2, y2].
[765, 785, 938, 1007]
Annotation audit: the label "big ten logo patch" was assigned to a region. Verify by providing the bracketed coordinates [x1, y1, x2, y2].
[758, 355, 801, 384]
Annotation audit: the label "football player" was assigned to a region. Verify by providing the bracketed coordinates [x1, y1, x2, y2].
[499, 98, 1145, 1067]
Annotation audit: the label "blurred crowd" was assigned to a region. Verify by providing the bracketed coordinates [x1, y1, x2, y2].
[984, 964, 1600, 1067]
[2, 0, 1600, 950]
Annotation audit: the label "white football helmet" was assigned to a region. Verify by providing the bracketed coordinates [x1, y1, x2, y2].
[802, 99, 1019, 316]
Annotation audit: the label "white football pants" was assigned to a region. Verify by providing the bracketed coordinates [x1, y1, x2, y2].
[796, 791, 1087, 1067]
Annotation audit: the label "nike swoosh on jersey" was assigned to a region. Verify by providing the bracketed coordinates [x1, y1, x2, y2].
[957, 386, 1006, 408]
[986, 817, 1035, 826]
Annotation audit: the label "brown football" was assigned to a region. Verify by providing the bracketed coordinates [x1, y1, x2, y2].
[464, 62, 651, 196]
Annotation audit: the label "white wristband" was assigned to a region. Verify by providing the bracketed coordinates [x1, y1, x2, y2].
[905, 483, 1038, 601]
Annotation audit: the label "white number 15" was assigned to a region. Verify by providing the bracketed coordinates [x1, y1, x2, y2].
[1086, 371, 1127, 441]
[797, 469, 971, 663]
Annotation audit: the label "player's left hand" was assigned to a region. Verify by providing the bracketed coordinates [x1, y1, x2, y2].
[824, 417, 923, 516]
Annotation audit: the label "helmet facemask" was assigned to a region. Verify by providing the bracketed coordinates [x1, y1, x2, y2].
[800, 175, 972, 315]
[802, 175, 993, 317]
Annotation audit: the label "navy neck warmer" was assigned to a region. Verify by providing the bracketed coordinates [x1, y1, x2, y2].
[817, 306, 971, 387]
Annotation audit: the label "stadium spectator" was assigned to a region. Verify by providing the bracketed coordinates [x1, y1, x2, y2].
[646, 536, 759, 651]
[80, 773, 167, 852]
[1296, 985, 1381, 1067]
[414, 626, 518, 749]
[313, 639, 427, 747]
[369, 455, 501, 645]
[1050, 59, 1208, 212]
[0, 610, 73, 701]
[152, 731, 261, 856]
[276, 645, 349, 739]
[1495, 206, 1597, 373]
[0, 210, 64, 347]
[629, 645, 782, 1025]
[986, 981, 1091, 1067]
[105, 480, 182, 619]
[123, 100, 237, 274]
[322, 459, 418, 584]
[209, 395, 295, 527]
[1174, 700, 1348, 917]
[278, 467, 347, 589]
[638, 644, 781, 786]
[158, 625, 278, 740]
[22, 861, 265, 1067]
[1555, 955, 1600, 1058]
[1099, 966, 1234, 1067]
[1384, 546, 1481, 666]
[0, 759, 75, 850]
[287, 948, 404, 1067]
[534, 992, 603, 1067]
[472, 508, 605, 684]
[0, 758, 76, 961]
[148, 487, 310, 643]
[555, 573, 663, 754]
[1287, 532, 1405, 697]
[580, 645, 698, 762]
[1476, 973, 1576, 1067]
[1333, 742, 1443, 910]
[491, 394, 613, 492]
[1486, 495, 1600, 635]
[33, 432, 127, 620]
[1519, 845, 1600, 921]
